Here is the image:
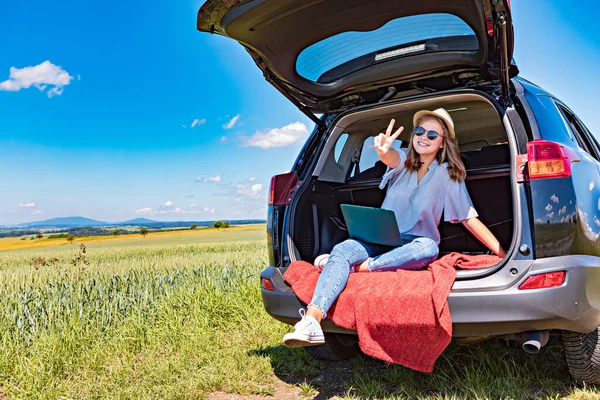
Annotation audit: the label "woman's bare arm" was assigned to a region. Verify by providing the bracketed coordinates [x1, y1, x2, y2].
[461, 217, 507, 257]
[378, 148, 401, 169]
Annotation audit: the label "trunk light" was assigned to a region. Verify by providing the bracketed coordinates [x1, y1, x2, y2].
[525, 140, 579, 180]
[261, 278, 275, 291]
[519, 271, 566, 290]
[268, 172, 300, 206]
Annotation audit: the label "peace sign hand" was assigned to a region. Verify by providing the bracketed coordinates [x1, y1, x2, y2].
[374, 119, 404, 156]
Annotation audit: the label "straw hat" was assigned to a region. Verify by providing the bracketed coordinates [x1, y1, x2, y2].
[412, 108, 455, 139]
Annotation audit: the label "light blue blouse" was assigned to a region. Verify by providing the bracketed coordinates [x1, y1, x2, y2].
[379, 148, 478, 244]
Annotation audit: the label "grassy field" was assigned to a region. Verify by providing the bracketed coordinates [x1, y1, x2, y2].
[0, 225, 599, 399]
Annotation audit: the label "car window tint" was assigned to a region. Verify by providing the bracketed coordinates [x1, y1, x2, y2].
[574, 115, 600, 157]
[334, 133, 349, 163]
[556, 103, 599, 161]
[351, 136, 401, 178]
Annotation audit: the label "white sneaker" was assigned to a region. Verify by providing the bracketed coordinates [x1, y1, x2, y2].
[313, 254, 330, 271]
[283, 309, 325, 348]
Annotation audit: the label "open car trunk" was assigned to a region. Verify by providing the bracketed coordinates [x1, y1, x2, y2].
[285, 91, 515, 279]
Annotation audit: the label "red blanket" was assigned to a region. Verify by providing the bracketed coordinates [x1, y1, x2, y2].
[283, 252, 501, 372]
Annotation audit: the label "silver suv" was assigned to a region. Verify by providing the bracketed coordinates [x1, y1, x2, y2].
[197, 0, 600, 384]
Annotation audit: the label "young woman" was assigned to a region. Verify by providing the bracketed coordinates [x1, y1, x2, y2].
[283, 108, 507, 348]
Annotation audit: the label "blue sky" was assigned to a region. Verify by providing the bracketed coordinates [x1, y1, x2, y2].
[0, 1, 598, 224]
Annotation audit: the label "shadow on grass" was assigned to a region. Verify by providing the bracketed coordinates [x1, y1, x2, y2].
[250, 340, 588, 399]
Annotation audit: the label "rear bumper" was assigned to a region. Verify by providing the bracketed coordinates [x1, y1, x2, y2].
[260, 255, 600, 337]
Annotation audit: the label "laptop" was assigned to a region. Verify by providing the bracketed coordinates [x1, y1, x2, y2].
[340, 204, 403, 247]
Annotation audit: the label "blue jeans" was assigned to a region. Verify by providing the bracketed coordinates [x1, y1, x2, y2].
[308, 236, 439, 316]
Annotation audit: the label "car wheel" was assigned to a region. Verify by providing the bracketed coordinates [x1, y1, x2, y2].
[563, 327, 600, 385]
[304, 332, 361, 361]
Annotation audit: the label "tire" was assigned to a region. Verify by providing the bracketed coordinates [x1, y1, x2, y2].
[563, 327, 600, 385]
[304, 332, 361, 361]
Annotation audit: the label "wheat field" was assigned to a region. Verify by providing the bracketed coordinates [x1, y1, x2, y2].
[0, 226, 599, 399]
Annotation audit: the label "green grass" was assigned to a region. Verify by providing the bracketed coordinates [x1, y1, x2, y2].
[0, 230, 599, 399]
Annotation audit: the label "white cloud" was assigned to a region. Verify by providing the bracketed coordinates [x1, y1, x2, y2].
[19, 202, 36, 208]
[47, 86, 65, 98]
[598, 198, 600, 211]
[191, 118, 206, 128]
[181, 125, 187, 129]
[590, 182, 595, 191]
[551, 194, 559, 203]
[545, 204, 552, 212]
[220, 136, 227, 144]
[211, 180, 267, 219]
[578, 209, 600, 241]
[223, 115, 240, 129]
[535, 218, 544, 224]
[0, 61, 73, 97]
[31, 210, 42, 215]
[558, 206, 567, 216]
[240, 122, 308, 149]
[249, 177, 256, 182]
[137, 203, 214, 216]
[195, 175, 222, 183]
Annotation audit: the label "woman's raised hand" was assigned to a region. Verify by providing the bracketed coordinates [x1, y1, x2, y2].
[374, 119, 404, 156]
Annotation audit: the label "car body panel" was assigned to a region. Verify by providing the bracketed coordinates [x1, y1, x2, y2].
[517, 83, 600, 259]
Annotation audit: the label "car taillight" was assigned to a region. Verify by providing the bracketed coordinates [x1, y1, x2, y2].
[516, 140, 579, 182]
[268, 172, 300, 206]
[518, 271, 566, 290]
[261, 278, 275, 291]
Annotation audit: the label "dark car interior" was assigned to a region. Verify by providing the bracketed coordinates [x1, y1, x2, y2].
[288, 96, 514, 266]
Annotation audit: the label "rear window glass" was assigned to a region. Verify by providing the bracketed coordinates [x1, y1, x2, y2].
[334, 133, 349, 163]
[296, 13, 478, 83]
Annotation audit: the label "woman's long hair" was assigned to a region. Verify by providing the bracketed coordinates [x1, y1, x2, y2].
[404, 115, 467, 182]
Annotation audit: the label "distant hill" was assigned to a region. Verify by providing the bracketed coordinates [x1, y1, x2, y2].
[18, 216, 108, 228]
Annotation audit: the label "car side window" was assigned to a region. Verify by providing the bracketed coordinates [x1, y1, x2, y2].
[574, 114, 600, 157]
[556, 103, 600, 161]
[350, 136, 402, 178]
[334, 133, 349, 164]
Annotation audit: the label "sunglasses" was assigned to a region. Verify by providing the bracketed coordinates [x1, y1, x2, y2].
[413, 126, 444, 141]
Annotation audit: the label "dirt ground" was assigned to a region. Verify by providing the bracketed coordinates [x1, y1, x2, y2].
[207, 358, 381, 400]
